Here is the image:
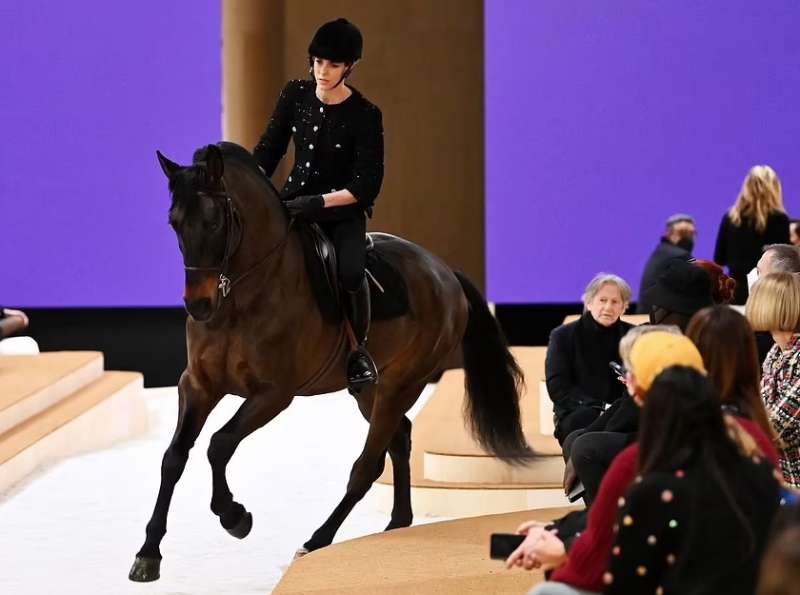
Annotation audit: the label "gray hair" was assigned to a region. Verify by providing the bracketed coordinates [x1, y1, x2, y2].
[764, 244, 800, 274]
[582, 273, 633, 308]
[618, 324, 682, 369]
[666, 213, 695, 228]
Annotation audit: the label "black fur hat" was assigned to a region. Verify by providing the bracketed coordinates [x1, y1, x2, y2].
[308, 18, 363, 63]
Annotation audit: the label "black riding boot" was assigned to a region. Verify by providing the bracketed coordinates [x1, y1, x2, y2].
[346, 276, 378, 389]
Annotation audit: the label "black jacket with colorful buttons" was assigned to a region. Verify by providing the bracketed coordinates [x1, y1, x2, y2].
[253, 79, 384, 221]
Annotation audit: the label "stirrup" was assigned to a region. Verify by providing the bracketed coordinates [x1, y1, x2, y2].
[347, 347, 378, 388]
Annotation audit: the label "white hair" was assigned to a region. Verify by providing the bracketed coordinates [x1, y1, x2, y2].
[582, 273, 633, 309]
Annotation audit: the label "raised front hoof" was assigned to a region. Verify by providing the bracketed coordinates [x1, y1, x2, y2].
[225, 511, 253, 539]
[128, 556, 161, 582]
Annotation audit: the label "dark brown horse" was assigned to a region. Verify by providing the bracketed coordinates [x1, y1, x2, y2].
[128, 142, 532, 582]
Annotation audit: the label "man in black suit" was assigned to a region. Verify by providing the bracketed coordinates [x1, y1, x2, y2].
[636, 213, 696, 314]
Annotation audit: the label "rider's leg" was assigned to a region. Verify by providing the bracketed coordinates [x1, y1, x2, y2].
[331, 216, 378, 387]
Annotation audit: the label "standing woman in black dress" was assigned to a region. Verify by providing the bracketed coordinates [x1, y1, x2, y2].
[253, 18, 383, 390]
[714, 165, 789, 304]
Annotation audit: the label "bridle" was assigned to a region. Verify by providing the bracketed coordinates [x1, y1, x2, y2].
[182, 177, 293, 304]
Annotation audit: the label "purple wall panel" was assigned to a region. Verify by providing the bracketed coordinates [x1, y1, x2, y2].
[486, 1, 800, 303]
[1, 1, 221, 306]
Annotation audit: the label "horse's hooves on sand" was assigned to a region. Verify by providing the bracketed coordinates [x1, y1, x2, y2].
[128, 556, 161, 582]
[293, 547, 310, 560]
[226, 511, 253, 539]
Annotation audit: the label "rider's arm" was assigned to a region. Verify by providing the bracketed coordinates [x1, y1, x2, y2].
[253, 80, 302, 178]
[344, 105, 384, 209]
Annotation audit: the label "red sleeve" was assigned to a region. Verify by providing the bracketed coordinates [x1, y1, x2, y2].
[736, 417, 780, 468]
[550, 444, 639, 592]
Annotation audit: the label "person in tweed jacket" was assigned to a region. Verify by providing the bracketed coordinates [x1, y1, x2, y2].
[746, 272, 800, 487]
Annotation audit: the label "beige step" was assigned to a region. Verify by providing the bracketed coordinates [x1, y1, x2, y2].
[0, 371, 148, 494]
[0, 352, 104, 437]
[275, 506, 578, 594]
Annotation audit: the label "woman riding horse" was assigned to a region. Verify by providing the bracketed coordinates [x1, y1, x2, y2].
[253, 18, 381, 391]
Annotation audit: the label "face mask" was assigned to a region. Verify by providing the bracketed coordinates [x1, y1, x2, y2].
[747, 268, 759, 292]
[676, 237, 694, 253]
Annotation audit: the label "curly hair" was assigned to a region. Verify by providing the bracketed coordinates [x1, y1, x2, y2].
[693, 259, 737, 304]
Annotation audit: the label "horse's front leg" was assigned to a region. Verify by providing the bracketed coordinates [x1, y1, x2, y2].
[207, 389, 294, 538]
[129, 373, 220, 582]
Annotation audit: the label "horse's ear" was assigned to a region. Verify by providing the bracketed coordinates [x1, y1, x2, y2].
[204, 144, 224, 183]
[156, 150, 181, 179]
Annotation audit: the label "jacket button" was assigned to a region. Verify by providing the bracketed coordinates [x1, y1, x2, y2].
[292, 126, 296, 132]
[305, 161, 310, 167]
[313, 126, 319, 132]
[319, 107, 324, 113]
[309, 144, 314, 150]
[288, 176, 292, 182]
[335, 144, 341, 149]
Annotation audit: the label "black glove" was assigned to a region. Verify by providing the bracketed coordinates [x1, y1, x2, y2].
[284, 194, 325, 219]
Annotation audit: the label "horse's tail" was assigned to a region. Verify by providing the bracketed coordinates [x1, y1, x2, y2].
[454, 271, 535, 464]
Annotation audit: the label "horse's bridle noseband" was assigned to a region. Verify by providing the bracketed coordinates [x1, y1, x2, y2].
[182, 177, 292, 304]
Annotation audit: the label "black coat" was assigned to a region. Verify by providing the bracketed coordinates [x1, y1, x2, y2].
[636, 239, 692, 314]
[545, 313, 633, 420]
[253, 79, 384, 222]
[714, 210, 789, 304]
[606, 457, 779, 595]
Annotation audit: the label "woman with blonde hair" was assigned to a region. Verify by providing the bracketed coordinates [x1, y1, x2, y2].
[747, 272, 800, 487]
[715, 165, 789, 304]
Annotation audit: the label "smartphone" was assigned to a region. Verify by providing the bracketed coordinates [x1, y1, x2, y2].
[489, 533, 526, 560]
[567, 481, 586, 503]
[608, 361, 627, 378]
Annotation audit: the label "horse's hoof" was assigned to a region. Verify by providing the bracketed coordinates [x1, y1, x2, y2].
[128, 556, 161, 582]
[293, 547, 310, 560]
[226, 511, 253, 539]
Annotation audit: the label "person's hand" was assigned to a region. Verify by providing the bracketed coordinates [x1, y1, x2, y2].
[530, 529, 568, 570]
[563, 458, 578, 495]
[506, 526, 548, 570]
[3, 308, 29, 328]
[284, 194, 325, 218]
[516, 520, 548, 535]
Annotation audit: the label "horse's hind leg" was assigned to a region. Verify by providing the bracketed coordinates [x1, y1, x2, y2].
[129, 374, 219, 582]
[207, 391, 293, 538]
[301, 382, 422, 553]
[385, 414, 414, 530]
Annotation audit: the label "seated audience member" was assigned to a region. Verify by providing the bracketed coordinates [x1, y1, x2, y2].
[0, 307, 29, 341]
[757, 501, 800, 595]
[602, 367, 780, 594]
[747, 273, 800, 488]
[546, 274, 633, 445]
[749, 244, 800, 361]
[639, 258, 714, 330]
[686, 305, 779, 452]
[714, 164, 789, 305]
[637, 214, 696, 314]
[790, 219, 800, 247]
[561, 325, 681, 506]
[509, 331, 781, 594]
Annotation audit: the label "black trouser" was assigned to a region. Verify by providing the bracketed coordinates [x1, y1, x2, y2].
[563, 429, 629, 505]
[318, 216, 366, 292]
[554, 405, 602, 446]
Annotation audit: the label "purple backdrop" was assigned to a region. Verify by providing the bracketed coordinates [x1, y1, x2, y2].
[486, 1, 800, 303]
[1, 1, 221, 307]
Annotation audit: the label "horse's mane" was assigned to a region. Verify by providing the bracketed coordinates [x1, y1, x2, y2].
[170, 142, 279, 201]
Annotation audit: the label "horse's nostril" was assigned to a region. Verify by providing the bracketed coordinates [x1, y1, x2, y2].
[184, 298, 213, 320]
